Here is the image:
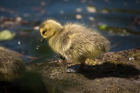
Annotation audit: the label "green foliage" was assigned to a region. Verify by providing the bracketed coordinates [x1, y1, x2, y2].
[100, 24, 107, 30]
[0, 30, 15, 41]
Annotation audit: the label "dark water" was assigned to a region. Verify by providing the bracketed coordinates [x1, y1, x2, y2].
[0, 0, 140, 63]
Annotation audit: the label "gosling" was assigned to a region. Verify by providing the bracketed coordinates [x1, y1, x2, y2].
[0, 46, 26, 82]
[40, 19, 110, 72]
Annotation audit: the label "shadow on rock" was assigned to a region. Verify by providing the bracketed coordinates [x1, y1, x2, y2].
[80, 62, 140, 80]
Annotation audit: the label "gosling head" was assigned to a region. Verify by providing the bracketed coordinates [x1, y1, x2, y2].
[40, 19, 63, 40]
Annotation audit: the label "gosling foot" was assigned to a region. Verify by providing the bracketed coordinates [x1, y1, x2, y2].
[66, 63, 84, 73]
[66, 65, 80, 73]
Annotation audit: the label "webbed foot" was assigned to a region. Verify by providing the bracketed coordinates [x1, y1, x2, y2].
[66, 65, 80, 73]
[66, 62, 84, 73]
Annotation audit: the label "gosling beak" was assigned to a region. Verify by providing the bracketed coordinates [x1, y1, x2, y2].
[41, 38, 46, 43]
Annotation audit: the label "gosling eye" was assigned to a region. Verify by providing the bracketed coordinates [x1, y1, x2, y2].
[42, 30, 46, 35]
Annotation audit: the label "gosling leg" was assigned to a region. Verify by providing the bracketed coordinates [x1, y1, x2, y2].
[78, 62, 85, 72]
[55, 54, 65, 60]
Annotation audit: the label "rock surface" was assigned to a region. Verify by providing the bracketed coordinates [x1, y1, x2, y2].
[28, 48, 140, 93]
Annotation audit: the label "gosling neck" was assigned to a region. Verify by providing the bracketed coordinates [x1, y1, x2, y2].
[48, 28, 63, 53]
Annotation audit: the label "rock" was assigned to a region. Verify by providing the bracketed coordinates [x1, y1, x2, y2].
[0, 46, 26, 82]
[28, 48, 140, 93]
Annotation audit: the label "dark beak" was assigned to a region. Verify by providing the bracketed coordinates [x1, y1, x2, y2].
[41, 38, 46, 43]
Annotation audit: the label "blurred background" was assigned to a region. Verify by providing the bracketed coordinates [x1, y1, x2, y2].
[0, 0, 140, 63]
